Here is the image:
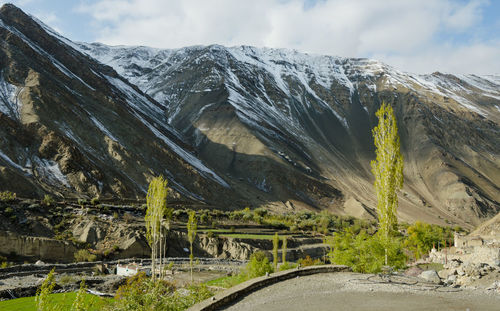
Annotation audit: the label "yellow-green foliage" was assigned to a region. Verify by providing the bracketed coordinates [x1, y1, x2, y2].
[272, 233, 279, 271]
[0, 191, 16, 202]
[243, 251, 274, 278]
[282, 236, 287, 265]
[35, 268, 56, 311]
[327, 229, 406, 273]
[110, 272, 212, 311]
[42, 195, 54, 206]
[145, 176, 168, 281]
[404, 221, 454, 260]
[71, 280, 87, 311]
[74, 249, 97, 262]
[187, 210, 197, 282]
[371, 102, 404, 239]
[297, 255, 322, 267]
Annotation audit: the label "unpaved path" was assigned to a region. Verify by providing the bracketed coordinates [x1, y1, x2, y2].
[223, 272, 500, 311]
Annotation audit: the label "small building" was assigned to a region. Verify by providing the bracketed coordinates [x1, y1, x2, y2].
[116, 263, 149, 276]
[454, 232, 483, 248]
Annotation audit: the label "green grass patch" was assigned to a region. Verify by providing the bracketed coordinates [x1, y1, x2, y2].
[0, 292, 110, 311]
[220, 233, 291, 240]
[204, 275, 246, 288]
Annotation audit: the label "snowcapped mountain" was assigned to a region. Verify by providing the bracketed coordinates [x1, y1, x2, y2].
[79, 42, 500, 228]
[0, 4, 234, 203]
[0, 3, 499, 228]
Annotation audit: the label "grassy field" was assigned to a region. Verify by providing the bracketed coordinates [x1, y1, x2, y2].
[205, 275, 245, 288]
[0, 292, 110, 311]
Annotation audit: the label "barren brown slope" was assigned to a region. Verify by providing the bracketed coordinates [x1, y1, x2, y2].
[0, 4, 237, 205]
[82, 45, 500, 229]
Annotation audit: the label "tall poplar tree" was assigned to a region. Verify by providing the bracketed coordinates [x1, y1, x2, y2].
[145, 176, 168, 281]
[187, 211, 197, 283]
[371, 102, 404, 240]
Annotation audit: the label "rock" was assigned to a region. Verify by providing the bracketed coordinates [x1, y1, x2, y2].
[438, 268, 456, 279]
[449, 259, 462, 268]
[419, 270, 441, 284]
[404, 266, 423, 277]
[35, 260, 45, 266]
[446, 274, 457, 284]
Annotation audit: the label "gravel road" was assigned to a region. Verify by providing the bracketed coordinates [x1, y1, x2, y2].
[223, 272, 500, 311]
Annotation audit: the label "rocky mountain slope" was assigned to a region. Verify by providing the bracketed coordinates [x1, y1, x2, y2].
[0, 4, 499, 228]
[0, 4, 236, 205]
[79, 44, 500, 228]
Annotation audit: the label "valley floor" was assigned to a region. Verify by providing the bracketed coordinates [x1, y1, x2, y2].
[223, 272, 500, 311]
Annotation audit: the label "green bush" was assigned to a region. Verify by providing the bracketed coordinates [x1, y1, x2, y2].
[42, 194, 54, 206]
[108, 272, 212, 311]
[242, 251, 273, 279]
[0, 191, 16, 202]
[90, 197, 100, 206]
[278, 262, 297, 271]
[327, 229, 406, 273]
[297, 255, 322, 267]
[74, 249, 97, 262]
[404, 221, 454, 260]
[4, 207, 13, 215]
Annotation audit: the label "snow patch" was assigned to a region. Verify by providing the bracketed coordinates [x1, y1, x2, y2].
[0, 74, 20, 120]
[0, 149, 30, 175]
[0, 18, 95, 91]
[89, 115, 119, 142]
[33, 157, 70, 187]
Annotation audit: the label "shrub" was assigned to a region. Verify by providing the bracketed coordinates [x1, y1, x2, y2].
[71, 279, 88, 311]
[35, 268, 56, 311]
[4, 207, 13, 215]
[0, 191, 16, 202]
[74, 249, 97, 262]
[90, 197, 100, 206]
[404, 221, 454, 260]
[109, 272, 212, 311]
[327, 229, 406, 273]
[242, 251, 273, 279]
[298, 255, 322, 267]
[77, 198, 87, 206]
[278, 262, 297, 271]
[42, 194, 54, 206]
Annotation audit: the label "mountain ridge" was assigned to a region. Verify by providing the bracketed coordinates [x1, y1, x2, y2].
[0, 4, 499, 229]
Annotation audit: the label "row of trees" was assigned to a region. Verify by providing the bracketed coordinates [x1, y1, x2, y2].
[142, 101, 404, 276]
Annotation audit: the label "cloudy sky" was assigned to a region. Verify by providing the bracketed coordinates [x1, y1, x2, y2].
[2, 0, 499, 74]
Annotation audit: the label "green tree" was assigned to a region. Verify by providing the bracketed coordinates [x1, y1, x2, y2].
[187, 211, 197, 283]
[145, 176, 169, 281]
[371, 102, 404, 239]
[71, 279, 87, 311]
[327, 229, 406, 273]
[243, 251, 273, 279]
[35, 268, 56, 311]
[282, 236, 287, 266]
[272, 233, 279, 271]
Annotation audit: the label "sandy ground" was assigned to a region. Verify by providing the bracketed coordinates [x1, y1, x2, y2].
[223, 272, 500, 311]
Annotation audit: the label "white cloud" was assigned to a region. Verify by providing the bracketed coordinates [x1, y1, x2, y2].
[76, 0, 499, 74]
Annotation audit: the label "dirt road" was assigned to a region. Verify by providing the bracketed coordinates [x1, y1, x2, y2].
[223, 272, 500, 311]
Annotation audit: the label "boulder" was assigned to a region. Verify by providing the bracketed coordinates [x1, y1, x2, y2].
[446, 274, 457, 285]
[419, 270, 441, 284]
[438, 268, 456, 279]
